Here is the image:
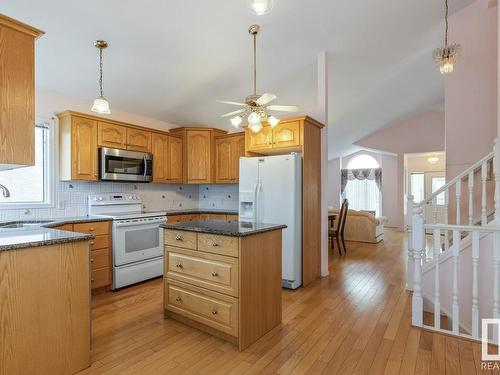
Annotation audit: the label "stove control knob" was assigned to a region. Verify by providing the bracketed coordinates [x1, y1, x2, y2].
[128, 195, 133, 200]
[93, 197, 98, 201]
[98, 197, 104, 201]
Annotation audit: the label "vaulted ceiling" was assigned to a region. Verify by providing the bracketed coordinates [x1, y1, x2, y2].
[2, 0, 475, 158]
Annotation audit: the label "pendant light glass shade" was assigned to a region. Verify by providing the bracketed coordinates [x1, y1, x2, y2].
[91, 40, 111, 114]
[249, 122, 263, 133]
[230, 116, 243, 127]
[92, 96, 111, 114]
[433, 0, 461, 75]
[268, 116, 280, 127]
[247, 0, 274, 15]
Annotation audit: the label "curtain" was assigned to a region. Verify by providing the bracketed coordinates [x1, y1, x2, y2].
[341, 168, 382, 216]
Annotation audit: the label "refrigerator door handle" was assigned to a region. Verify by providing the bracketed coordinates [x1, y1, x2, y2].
[255, 181, 263, 222]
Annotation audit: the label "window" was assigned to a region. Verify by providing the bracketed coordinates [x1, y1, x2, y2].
[410, 173, 425, 203]
[0, 122, 53, 207]
[343, 154, 381, 216]
[431, 176, 446, 205]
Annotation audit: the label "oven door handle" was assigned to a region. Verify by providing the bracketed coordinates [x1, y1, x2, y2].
[114, 220, 164, 228]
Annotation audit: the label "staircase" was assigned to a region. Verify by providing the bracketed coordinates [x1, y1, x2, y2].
[407, 142, 500, 344]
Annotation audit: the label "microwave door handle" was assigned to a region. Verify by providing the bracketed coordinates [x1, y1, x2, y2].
[143, 155, 147, 179]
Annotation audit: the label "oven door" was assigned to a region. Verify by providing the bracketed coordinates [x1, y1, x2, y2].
[112, 217, 164, 266]
[100, 147, 153, 182]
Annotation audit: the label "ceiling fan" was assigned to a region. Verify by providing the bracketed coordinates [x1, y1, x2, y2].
[217, 24, 298, 133]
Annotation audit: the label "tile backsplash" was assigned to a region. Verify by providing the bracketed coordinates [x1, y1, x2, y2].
[0, 182, 239, 220]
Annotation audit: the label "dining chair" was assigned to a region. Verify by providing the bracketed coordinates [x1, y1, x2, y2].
[329, 199, 349, 256]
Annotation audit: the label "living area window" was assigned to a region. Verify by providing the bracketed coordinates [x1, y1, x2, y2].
[0, 121, 53, 207]
[341, 154, 382, 216]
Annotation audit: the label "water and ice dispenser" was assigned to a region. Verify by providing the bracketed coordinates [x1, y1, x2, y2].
[239, 191, 256, 221]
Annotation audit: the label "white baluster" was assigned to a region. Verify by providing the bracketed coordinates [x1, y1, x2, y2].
[468, 172, 474, 225]
[432, 197, 438, 224]
[456, 180, 461, 225]
[452, 229, 460, 335]
[412, 205, 424, 327]
[471, 230, 479, 339]
[481, 162, 488, 225]
[433, 228, 441, 330]
[406, 195, 414, 290]
[444, 190, 450, 252]
[493, 232, 500, 344]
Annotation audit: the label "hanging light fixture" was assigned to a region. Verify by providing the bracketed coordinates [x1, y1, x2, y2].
[433, 0, 461, 75]
[91, 40, 111, 114]
[247, 0, 274, 15]
[427, 154, 440, 164]
[217, 25, 298, 133]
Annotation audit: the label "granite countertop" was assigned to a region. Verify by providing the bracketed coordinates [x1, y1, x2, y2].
[164, 209, 238, 216]
[0, 216, 111, 252]
[160, 220, 286, 237]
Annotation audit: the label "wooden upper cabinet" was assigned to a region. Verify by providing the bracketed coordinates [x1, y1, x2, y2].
[215, 137, 233, 183]
[186, 130, 212, 184]
[272, 120, 300, 148]
[98, 121, 127, 149]
[0, 14, 44, 169]
[126, 128, 151, 152]
[152, 133, 168, 183]
[215, 133, 245, 184]
[166, 135, 183, 183]
[70, 116, 98, 181]
[246, 126, 273, 152]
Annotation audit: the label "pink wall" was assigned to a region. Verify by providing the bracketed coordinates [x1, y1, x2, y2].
[445, 0, 498, 181]
[353, 111, 445, 228]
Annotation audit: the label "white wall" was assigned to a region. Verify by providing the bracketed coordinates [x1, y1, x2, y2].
[327, 157, 341, 209]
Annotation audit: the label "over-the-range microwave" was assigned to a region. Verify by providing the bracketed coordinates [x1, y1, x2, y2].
[99, 147, 153, 182]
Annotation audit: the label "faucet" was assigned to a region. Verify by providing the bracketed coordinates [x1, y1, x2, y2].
[0, 184, 10, 198]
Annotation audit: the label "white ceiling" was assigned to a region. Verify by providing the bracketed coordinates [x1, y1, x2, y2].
[2, 0, 475, 158]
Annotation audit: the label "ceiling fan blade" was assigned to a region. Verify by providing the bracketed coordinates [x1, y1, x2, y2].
[256, 93, 277, 106]
[221, 109, 246, 118]
[267, 105, 299, 112]
[216, 100, 246, 106]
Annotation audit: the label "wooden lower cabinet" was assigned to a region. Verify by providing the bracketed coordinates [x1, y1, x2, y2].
[166, 213, 237, 224]
[0, 241, 91, 374]
[57, 221, 112, 290]
[163, 228, 282, 351]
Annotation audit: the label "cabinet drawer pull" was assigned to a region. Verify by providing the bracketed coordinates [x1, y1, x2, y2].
[211, 271, 219, 277]
[175, 234, 183, 241]
[175, 296, 182, 302]
[211, 240, 219, 247]
[175, 263, 183, 269]
[212, 309, 218, 315]
[90, 258, 94, 263]
[89, 228, 95, 232]
[91, 278, 95, 282]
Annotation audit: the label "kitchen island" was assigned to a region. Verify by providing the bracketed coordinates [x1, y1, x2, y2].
[0, 226, 93, 375]
[161, 220, 286, 351]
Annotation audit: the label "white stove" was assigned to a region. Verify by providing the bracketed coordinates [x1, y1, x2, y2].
[88, 193, 166, 289]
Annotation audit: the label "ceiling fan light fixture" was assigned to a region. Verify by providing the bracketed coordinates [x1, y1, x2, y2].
[268, 116, 280, 127]
[91, 96, 111, 115]
[247, 0, 274, 15]
[230, 115, 243, 127]
[427, 155, 440, 164]
[249, 122, 263, 133]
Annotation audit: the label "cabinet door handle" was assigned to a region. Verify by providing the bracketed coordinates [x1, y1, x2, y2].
[175, 296, 182, 302]
[212, 309, 218, 315]
[90, 258, 94, 263]
[212, 271, 219, 277]
[91, 278, 95, 282]
[89, 228, 95, 232]
[90, 241, 95, 245]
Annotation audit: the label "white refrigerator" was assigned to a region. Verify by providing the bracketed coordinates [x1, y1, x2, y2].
[239, 153, 302, 289]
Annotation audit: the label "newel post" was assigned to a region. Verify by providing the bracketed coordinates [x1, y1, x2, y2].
[406, 195, 415, 290]
[412, 203, 425, 327]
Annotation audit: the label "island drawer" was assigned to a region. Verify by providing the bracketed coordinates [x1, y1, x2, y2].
[74, 221, 109, 236]
[91, 267, 111, 289]
[198, 233, 239, 257]
[165, 247, 239, 297]
[166, 280, 238, 337]
[89, 234, 109, 250]
[164, 229, 197, 250]
[90, 248, 110, 270]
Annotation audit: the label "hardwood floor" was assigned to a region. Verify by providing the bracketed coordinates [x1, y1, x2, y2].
[78, 229, 491, 374]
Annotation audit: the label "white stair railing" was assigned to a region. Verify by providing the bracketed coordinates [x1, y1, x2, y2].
[408, 140, 499, 343]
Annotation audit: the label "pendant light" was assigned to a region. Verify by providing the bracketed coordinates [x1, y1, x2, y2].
[91, 40, 111, 114]
[433, 0, 461, 75]
[247, 0, 274, 15]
